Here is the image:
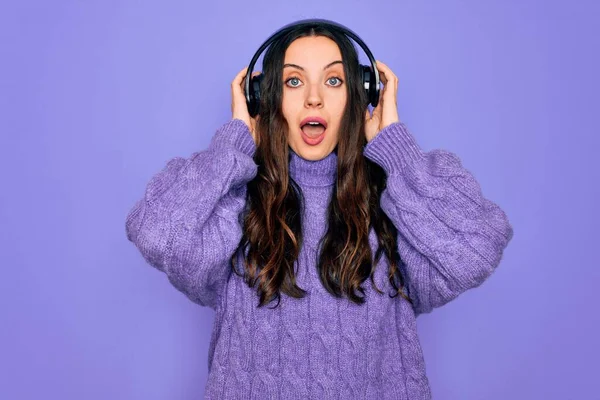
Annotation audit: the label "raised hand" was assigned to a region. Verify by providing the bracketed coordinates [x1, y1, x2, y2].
[364, 60, 400, 142]
[231, 67, 261, 144]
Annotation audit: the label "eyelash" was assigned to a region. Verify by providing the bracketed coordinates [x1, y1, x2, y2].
[284, 76, 344, 88]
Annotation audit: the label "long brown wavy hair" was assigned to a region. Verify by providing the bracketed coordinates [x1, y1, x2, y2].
[231, 23, 412, 309]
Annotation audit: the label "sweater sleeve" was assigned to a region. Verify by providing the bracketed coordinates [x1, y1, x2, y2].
[125, 119, 257, 309]
[363, 121, 514, 316]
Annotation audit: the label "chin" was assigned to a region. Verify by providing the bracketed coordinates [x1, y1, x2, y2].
[289, 142, 334, 161]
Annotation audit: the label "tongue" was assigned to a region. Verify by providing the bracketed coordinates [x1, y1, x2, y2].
[301, 124, 325, 137]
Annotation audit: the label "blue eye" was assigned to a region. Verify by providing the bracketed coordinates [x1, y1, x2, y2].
[285, 77, 302, 87]
[327, 77, 343, 86]
[284, 76, 344, 88]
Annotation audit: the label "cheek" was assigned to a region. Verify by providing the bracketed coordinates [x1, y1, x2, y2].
[330, 93, 347, 122]
[281, 91, 302, 119]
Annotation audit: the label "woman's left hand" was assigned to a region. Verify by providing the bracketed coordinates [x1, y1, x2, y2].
[365, 60, 400, 143]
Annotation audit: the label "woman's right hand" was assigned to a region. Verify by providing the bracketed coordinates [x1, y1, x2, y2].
[231, 67, 260, 144]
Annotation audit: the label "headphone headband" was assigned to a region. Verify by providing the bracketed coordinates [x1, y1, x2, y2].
[244, 18, 380, 116]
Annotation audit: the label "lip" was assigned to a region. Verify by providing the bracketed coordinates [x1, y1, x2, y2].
[300, 116, 328, 129]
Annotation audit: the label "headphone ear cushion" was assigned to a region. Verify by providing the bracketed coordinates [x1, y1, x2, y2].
[247, 73, 264, 117]
[360, 64, 379, 108]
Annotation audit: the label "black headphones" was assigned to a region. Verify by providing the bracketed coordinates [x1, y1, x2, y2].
[244, 18, 381, 117]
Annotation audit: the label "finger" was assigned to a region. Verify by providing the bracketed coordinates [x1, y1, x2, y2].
[377, 61, 398, 104]
[378, 67, 387, 86]
[238, 70, 262, 94]
[373, 93, 384, 122]
[379, 62, 398, 92]
[232, 68, 249, 100]
[376, 60, 395, 78]
[375, 60, 387, 86]
[375, 60, 398, 87]
[232, 67, 249, 87]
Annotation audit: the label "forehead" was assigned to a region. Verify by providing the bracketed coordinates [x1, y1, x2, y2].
[284, 36, 342, 65]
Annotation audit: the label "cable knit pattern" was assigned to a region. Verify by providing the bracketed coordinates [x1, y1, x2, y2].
[125, 119, 257, 309]
[363, 121, 514, 315]
[125, 118, 513, 399]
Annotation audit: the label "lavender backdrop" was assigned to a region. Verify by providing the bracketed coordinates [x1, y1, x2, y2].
[1, 1, 598, 399]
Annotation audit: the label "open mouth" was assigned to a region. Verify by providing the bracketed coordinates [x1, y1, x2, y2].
[300, 117, 328, 139]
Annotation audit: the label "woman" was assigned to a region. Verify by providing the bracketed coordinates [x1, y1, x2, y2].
[126, 20, 513, 400]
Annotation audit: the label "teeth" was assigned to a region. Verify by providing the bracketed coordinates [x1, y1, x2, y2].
[301, 120, 326, 128]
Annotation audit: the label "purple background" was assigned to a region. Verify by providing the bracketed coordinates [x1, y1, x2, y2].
[1, 1, 598, 399]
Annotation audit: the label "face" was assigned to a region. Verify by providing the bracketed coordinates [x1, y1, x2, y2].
[281, 35, 347, 161]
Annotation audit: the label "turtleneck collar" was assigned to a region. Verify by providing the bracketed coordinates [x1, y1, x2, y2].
[288, 147, 337, 187]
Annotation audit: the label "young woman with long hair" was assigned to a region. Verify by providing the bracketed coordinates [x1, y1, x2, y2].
[126, 19, 513, 400]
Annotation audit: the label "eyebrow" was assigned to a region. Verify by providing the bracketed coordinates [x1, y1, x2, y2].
[283, 60, 343, 71]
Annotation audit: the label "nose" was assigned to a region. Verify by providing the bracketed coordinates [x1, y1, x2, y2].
[304, 84, 323, 109]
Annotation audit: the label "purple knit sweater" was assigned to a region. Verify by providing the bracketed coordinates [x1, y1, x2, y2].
[125, 119, 513, 399]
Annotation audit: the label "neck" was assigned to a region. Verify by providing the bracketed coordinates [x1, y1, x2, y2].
[288, 147, 337, 187]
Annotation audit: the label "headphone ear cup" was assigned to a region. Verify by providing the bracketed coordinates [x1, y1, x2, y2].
[360, 64, 379, 108]
[247, 73, 263, 117]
